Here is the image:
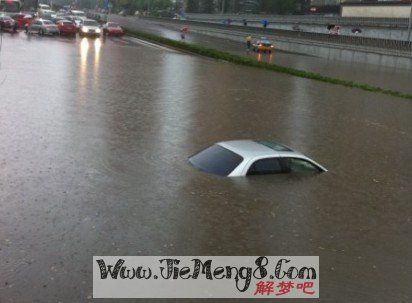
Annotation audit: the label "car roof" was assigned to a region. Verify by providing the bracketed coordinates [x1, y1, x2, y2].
[217, 140, 300, 159]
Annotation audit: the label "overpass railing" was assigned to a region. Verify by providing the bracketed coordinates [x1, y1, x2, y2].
[162, 17, 412, 55]
[185, 13, 410, 28]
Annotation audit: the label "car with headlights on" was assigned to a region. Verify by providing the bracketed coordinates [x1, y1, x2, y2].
[79, 19, 101, 37]
[252, 37, 275, 53]
[189, 140, 326, 177]
[27, 19, 59, 35]
[102, 22, 124, 36]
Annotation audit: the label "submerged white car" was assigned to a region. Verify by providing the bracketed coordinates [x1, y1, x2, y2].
[189, 140, 327, 177]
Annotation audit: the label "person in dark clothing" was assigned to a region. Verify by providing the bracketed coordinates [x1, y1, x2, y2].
[246, 35, 252, 50]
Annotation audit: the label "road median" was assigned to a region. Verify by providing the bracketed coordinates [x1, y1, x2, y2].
[125, 27, 412, 100]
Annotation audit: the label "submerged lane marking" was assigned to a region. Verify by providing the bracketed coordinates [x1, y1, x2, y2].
[122, 36, 179, 53]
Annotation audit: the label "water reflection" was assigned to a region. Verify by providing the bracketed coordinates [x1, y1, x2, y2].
[80, 38, 90, 59]
[78, 38, 90, 103]
[256, 52, 274, 64]
[78, 38, 103, 101]
[94, 39, 101, 82]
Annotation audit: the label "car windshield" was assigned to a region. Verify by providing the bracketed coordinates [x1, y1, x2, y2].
[189, 144, 243, 177]
[108, 23, 119, 27]
[43, 20, 53, 25]
[63, 21, 73, 25]
[83, 20, 98, 26]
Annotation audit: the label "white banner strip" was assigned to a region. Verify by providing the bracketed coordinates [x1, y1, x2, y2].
[93, 256, 319, 298]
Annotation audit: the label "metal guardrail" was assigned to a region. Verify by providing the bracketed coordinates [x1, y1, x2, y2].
[184, 13, 410, 28]
[161, 17, 412, 54]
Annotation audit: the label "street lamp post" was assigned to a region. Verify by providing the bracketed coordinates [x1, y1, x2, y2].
[221, 0, 225, 14]
[408, 2, 412, 42]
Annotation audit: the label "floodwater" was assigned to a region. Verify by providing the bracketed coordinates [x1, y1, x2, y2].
[113, 17, 412, 95]
[0, 32, 411, 302]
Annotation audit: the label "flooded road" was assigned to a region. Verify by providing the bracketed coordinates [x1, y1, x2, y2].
[0, 33, 411, 302]
[113, 17, 412, 95]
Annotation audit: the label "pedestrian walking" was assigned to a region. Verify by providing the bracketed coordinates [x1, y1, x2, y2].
[181, 26, 189, 40]
[246, 35, 252, 51]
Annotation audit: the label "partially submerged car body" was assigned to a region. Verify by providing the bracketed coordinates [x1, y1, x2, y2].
[12, 13, 33, 28]
[70, 10, 86, 18]
[27, 19, 59, 35]
[57, 20, 77, 36]
[79, 19, 101, 37]
[252, 37, 275, 53]
[0, 15, 17, 31]
[102, 22, 124, 36]
[189, 140, 327, 177]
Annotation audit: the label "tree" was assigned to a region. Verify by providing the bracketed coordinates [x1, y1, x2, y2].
[199, 0, 214, 13]
[186, 0, 200, 12]
[111, 0, 174, 14]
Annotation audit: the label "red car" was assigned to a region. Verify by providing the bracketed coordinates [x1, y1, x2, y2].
[12, 13, 33, 29]
[57, 20, 77, 36]
[103, 22, 124, 36]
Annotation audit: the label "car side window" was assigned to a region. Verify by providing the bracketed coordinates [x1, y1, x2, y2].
[247, 158, 282, 175]
[283, 158, 320, 173]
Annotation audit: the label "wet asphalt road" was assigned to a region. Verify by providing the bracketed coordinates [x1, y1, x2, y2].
[0, 32, 411, 302]
[112, 16, 412, 95]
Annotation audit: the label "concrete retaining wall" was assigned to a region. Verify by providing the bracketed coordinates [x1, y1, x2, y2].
[342, 5, 411, 18]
